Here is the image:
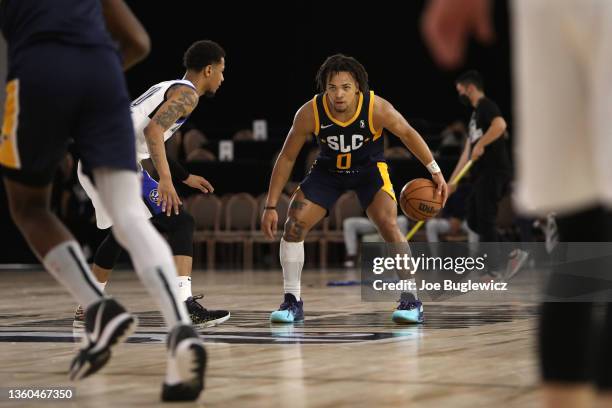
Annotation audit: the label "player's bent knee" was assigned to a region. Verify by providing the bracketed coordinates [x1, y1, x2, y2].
[5, 186, 49, 224]
[283, 217, 309, 242]
[166, 212, 195, 257]
[94, 232, 123, 270]
[378, 218, 398, 234]
[8, 200, 52, 227]
[176, 211, 195, 232]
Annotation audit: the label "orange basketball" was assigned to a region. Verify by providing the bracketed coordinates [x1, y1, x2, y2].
[399, 178, 442, 221]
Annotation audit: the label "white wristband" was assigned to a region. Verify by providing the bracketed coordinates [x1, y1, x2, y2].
[426, 160, 441, 174]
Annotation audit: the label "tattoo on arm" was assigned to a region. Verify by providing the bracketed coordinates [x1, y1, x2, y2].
[153, 89, 198, 130]
[144, 132, 165, 175]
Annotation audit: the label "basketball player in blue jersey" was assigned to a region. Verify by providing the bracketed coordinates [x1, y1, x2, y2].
[261, 54, 448, 324]
[74, 40, 230, 329]
[1, 0, 205, 401]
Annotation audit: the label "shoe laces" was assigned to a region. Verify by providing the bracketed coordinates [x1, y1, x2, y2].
[279, 297, 300, 315]
[397, 293, 420, 311]
[187, 294, 208, 312]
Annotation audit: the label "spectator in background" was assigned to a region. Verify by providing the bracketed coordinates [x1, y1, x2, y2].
[450, 70, 511, 275]
[437, 120, 467, 156]
[342, 215, 409, 268]
[425, 183, 478, 256]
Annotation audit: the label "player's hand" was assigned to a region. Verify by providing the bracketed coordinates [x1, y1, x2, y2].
[421, 0, 494, 69]
[261, 208, 278, 240]
[157, 177, 182, 216]
[431, 172, 448, 207]
[448, 183, 458, 196]
[183, 174, 214, 194]
[470, 143, 485, 161]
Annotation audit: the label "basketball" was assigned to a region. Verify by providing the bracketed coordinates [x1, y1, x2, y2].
[399, 178, 442, 221]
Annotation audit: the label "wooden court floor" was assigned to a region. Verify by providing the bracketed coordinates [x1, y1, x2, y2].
[0, 268, 539, 407]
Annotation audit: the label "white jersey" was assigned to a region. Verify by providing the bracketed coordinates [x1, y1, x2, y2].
[130, 79, 197, 162]
[77, 79, 197, 230]
[513, 0, 612, 215]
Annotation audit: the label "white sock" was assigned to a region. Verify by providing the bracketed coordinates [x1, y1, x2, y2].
[404, 279, 419, 300]
[43, 241, 103, 309]
[176, 276, 192, 302]
[280, 238, 304, 300]
[93, 168, 190, 327]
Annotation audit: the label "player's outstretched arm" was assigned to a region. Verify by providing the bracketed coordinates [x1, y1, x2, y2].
[373, 95, 448, 206]
[101, 0, 151, 70]
[144, 85, 199, 216]
[262, 101, 314, 239]
[183, 173, 214, 194]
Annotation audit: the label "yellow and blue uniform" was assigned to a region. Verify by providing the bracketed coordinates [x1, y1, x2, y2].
[0, 0, 136, 185]
[299, 91, 396, 212]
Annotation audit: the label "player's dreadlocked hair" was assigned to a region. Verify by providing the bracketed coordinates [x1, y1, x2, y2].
[315, 54, 369, 93]
[183, 40, 225, 71]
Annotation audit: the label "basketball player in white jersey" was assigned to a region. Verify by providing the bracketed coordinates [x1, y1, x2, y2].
[76, 40, 229, 328]
[422, 1, 612, 407]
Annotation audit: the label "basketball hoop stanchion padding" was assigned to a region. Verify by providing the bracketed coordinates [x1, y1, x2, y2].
[405, 159, 474, 241]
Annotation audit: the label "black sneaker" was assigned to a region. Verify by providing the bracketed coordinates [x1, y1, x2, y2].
[69, 298, 137, 380]
[161, 324, 206, 402]
[185, 295, 230, 328]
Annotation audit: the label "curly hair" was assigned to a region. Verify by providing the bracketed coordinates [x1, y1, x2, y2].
[315, 54, 369, 93]
[183, 40, 225, 71]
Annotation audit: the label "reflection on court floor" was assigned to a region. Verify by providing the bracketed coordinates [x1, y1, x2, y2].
[0, 305, 536, 345]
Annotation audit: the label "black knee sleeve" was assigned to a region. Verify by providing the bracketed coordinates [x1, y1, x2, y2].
[93, 230, 123, 270]
[163, 211, 195, 257]
[596, 305, 612, 390]
[539, 302, 595, 383]
[539, 206, 612, 384]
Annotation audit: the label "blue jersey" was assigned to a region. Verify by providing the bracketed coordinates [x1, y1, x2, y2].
[0, 0, 115, 73]
[312, 91, 385, 171]
[0, 0, 135, 186]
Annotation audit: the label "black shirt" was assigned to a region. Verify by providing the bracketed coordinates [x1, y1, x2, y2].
[442, 183, 470, 219]
[468, 97, 512, 178]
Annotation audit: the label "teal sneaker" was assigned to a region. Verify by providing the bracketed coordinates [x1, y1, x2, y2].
[270, 293, 304, 323]
[392, 292, 424, 324]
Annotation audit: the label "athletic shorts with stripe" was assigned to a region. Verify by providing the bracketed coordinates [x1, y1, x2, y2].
[298, 159, 396, 213]
[0, 42, 137, 186]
